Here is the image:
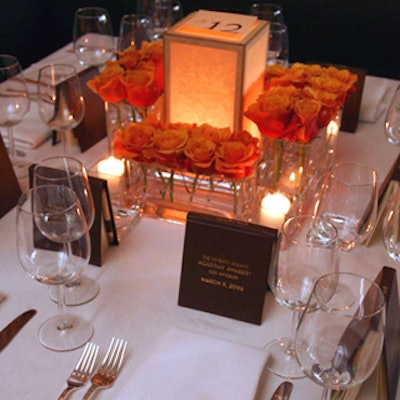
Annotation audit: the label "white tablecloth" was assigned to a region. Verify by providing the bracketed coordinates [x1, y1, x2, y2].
[1, 44, 400, 400]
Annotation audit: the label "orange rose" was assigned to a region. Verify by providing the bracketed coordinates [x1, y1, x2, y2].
[190, 123, 232, 144]
[113, 122, 156, 161]
[153, 128, 188, 167]
[215, 136, 258, 178]
[184, 137, 216, 171]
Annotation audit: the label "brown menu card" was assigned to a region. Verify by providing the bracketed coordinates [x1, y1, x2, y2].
[178, 212, 277, 325]
[0, 135, 21, 218]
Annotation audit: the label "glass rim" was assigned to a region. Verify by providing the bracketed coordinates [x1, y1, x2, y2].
[0, 54, 21, 70]
[330, 161, 378, 186]
[33, 156, 85, 183]
[314, 271, 386, 317]
[75, 6, 110, 17]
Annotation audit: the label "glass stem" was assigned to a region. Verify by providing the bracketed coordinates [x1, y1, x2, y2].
[321, 387, 332, 400]
[56, 242, 73, 330]
[6, 126, 15, 159]
[286, 310, 301, 356]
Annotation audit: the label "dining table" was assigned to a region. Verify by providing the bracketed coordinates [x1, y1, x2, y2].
[1, 42, 400, 400]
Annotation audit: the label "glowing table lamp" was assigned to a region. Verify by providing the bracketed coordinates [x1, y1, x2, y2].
[164, 10, 269, 136]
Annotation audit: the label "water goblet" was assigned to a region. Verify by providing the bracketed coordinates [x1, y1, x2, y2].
[266, 214, 339, 379]
[249, 3, 285, 23]
[118, 13, 154, 51]
[314, 162, 378, 251]
[37, 64, 85, 155]
[33, 156, 99, 306]
[73, 7, 115, 67]
[384, 84, 400, 145]
[0, 54, 30, 177]
[16, 185, 93, 351]
[267, 22, 290, 67]
[295, 272, 385, 400]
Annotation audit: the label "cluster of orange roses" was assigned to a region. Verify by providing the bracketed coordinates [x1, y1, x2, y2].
[113, 118, 259, 179]
[87, 41, 163, 108]
[245, 63, 358, 143]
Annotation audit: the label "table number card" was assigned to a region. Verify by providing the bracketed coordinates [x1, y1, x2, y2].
[178, 212, 277, 325]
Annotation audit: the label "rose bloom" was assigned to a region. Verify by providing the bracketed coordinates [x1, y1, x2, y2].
[184, 137, 216, 171]
[153, 128, 188, 167]
[215, 135, 259, 178]
[113, 122, 156, 161]
[190, 123, 232, 144]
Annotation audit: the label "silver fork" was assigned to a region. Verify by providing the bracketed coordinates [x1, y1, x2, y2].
[57, 342, 100, 400]
[81, 337, 128, 400]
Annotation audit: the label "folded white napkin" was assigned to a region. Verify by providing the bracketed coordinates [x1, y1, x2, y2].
[1, 102, 51, 149]
[116, 327, 269, 400]
[359, 76, 394, 122]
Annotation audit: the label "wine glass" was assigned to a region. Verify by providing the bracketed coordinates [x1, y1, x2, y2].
[16, 185, 93, 351]
[266, 214, 339, 379]
[267, 22, 290, 67]
[33, 156, 99, 306]
[37, 64, 85, 155]
[73, 7, 115, 67]
[118, 13, 154, 51]
[295, 272, 385, 400]
[382, 186, 400, 261]
[384, 84, 400, 145]
[0, 54, 30, 177]
[249, 3, 285, 23]
[314, 162, 378, 251]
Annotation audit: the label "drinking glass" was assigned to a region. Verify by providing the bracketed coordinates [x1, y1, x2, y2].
[295, 272, 385, 400]
[37, 64, 84, 156]
[73, 7, 115, 67]
[152, 0, 173, 41]
[266, 215, 339, 379]
[249, 3, 285, 22]
[384, 84, 400, 145]
[33, 156, 99, 306]
[0, 55, 30, 177]
[267, 22, 289, 67]
[16, 185, 93, 351]
[314, 162, 378, 251]
[118, 13, 154, 51]
[382, 186, 400, 261]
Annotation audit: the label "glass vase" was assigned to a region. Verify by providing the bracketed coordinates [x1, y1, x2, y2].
[257, 123, 338, 213]
[127, 161, 257, 223]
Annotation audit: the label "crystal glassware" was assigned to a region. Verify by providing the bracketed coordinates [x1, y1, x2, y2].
[16, 185, 93, 351]
[37, 64, 84, 155]
[266, 214, 339, 379]
[73, 7, 115, 67]
[0, 54, 30, 177]
[267, 22, 289, 67]
[249, 2, 285, 22]
[33, 156, 99, 306]
[295, 272, 385, 400]
[382, 186, 400, 261]
[314, 162, 378, 251]
[384, 84, 400, 145]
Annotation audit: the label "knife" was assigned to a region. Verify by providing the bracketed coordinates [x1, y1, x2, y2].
[0, 309, 37, 351]
[270, 381, 293, 400]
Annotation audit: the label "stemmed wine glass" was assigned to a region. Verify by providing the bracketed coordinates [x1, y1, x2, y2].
[37, 64, 85, 155]
[384, 84, 400, 145]
[16, 185, 93, 351]
[314, 162, 378, 251]
[266, 214, 339, 379]
[33, 156, 99, 306]
[0, 54, 30, 177]
[73, 7, 115, 67]
[295, 272, 385, 400]
[249, 3, 285, 23]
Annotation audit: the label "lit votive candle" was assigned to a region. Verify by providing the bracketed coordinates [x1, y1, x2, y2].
[97, 156, 125, 177]
[260, 192, 291, 230]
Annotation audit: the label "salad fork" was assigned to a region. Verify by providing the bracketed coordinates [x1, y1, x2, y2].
[81, 337, 128, 399]
[57, 342, 99, 400]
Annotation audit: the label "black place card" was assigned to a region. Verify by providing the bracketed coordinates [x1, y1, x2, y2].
[0, 135, 21, 218]
[72, 66, 107, 152]
[28, 164, 118, 266]
[178, 212, 278, 325]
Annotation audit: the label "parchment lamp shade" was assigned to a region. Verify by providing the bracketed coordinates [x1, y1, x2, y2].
[164, 11, 269, 136]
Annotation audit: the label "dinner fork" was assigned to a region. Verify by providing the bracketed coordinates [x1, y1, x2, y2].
[81, 337, 128, 399]
[57, 342, 99, 400]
